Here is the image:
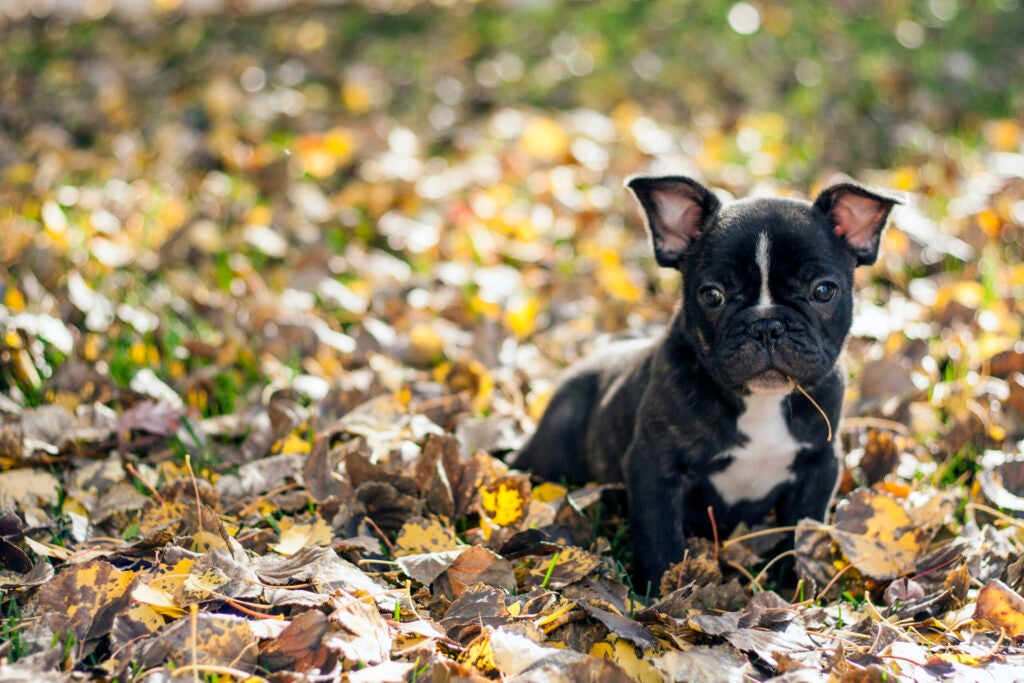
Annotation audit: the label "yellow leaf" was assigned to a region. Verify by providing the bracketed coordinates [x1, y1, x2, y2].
[520, 116, 569, 162]
[930, 652, 981, 666]
[536, 598, 578, 629]
[480, 481, 525, 527]
[394, 517, 460, 557]
[276, 430, 311, 455]
[5, 287, 25, 311]
[5, 162, 36, 185]
[270, 517, 334, 556]
[590, 636, 662, 683]
[595, 249, 642, 302]
[191, 529, 228, 552]
[934, 281, 985, 312]
[531, 482, 567, 503]
[435, 359, 494, 412]
[342, 81, 373, 114]
[504, 295, 539, 339]
[891, 167, 918, 192]
[458, 632, 497, 675]
[977, 208, 1002, 238]
[831, 488, 932, 580]
[984, 119, 1022, 152]
[974, 579, 1024, 637]
[133, 582, 186, 618]
[408, 323, 446, 366]
[184, 565, 231, 600]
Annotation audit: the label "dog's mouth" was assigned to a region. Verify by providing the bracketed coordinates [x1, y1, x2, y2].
[746, 369, 793, 394]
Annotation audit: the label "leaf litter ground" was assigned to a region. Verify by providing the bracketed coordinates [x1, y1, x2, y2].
[2, 3, 1024, 682]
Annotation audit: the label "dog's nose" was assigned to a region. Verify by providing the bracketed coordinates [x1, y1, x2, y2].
[749, 318, 785, 345]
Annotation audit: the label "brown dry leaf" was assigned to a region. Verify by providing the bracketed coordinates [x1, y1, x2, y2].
[660, 537, 722, 595]
[327, 591, 393, 666]
[526, 546, 601, 590]
[139, 612, 257, 671]
[794, 518, 838, 595]
[395, 548, 466, 586]
[978, 460, 1024, 513]
[260, 608, 337, 673]
[111, 603, 165, 647]
[652, 645, 754, 683]
[414, 434, 457, 519]
[116, 399, 181, 435]
[30, 559, 138, 641]
[973, 579, 1024, 637]
[489, 627, 569, 677]
[513, 651, 634, 683]
[0, 468, 61, 513]
[579, 603, 657, 650]
[0, 413, 23, 463]
[0, 558, 53, 588]
[830, 488, 934, 580]
[441, 584, 512, 644]
[348, 661, 417, 683]
[434, 545, 516, 599]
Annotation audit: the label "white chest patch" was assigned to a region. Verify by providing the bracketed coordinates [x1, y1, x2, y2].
[709, 395, 808, 505]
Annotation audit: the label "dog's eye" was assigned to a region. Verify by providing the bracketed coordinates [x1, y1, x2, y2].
[699, 286, 725, 307]
[812, 282, 838, 302]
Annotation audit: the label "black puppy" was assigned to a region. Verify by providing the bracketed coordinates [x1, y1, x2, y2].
[512, 175, 899, 592]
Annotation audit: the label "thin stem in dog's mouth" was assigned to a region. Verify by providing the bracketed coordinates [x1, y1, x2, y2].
[787, 376, 834, 442]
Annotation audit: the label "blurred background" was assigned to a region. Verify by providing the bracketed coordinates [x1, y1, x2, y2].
[0, 0, 1022, 428]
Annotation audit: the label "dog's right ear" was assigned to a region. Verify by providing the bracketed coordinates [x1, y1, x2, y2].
[626, 175, 720, 268]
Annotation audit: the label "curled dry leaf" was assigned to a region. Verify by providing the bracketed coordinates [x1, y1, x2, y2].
[973, 579, 1024, 638]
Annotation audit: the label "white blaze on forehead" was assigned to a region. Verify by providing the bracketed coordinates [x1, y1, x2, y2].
[755, 231, 772, 307]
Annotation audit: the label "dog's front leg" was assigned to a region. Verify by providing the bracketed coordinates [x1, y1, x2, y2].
[778, 447, 839, 529]
[771, 447, 840, 584]
[624, 442, 690, 595]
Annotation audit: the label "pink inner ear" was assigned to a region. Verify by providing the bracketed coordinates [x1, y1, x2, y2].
[832, 192, 888, 250]
[651, 189, 702, 252]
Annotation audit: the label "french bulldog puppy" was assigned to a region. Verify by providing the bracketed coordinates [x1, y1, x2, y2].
[512, 175, 900, 593]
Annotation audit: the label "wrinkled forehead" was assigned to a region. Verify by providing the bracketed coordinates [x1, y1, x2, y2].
[695, 197, 847, 272]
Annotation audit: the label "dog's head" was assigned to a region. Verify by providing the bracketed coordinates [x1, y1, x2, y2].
[627, 175, 900, 394]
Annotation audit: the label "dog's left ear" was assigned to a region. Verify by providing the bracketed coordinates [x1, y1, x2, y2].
[813, 182, 902, 266]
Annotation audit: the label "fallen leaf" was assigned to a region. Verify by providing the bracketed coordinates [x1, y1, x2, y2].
[31, 559, 138, 641]
[260, 609, 337, 673]
[831, 488, 934, 580]
[394, 515, 461, 556]
[652, 645, 754, 683]
[973, 579, 1024, 637]
[270, 517, 334, 556]
[435, 545, 516, 599]
[139, 612, 257, 671]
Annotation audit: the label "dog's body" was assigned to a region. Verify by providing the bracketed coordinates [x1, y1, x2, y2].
[512, 176, 899, 592]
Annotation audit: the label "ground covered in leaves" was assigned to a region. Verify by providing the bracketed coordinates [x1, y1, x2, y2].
[2, 2, 1024, 682]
